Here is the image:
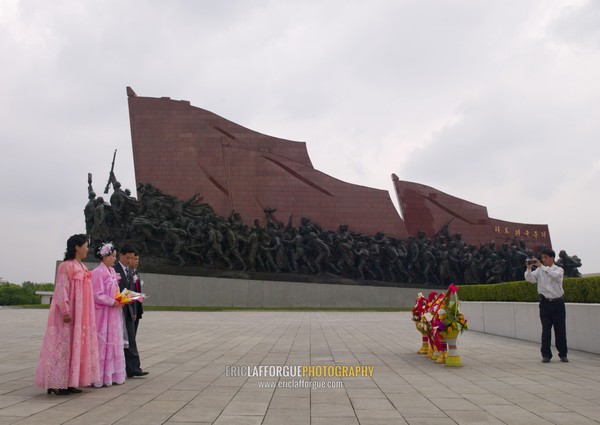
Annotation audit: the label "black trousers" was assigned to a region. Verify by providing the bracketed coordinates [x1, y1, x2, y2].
[539, 299, 567, 359]
[124, 315, 141, 375]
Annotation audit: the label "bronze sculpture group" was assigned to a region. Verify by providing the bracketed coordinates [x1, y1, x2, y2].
[85, 174, 583, 285]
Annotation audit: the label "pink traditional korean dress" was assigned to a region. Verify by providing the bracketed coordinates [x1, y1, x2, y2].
[35, 260, 100, 389]
[90, 263, 126, 386]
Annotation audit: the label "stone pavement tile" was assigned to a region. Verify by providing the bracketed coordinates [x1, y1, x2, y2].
[490, 388, 537, 400]
[312, 418, 359, 425]
[359, 419, 409, 425]
[311, 403, 356, 418]
[444, 410, 506, 424]
[114, 411, 173, 424]
[0, 396, 29, 409]
[104, 391, 158, 406]
[496, 375, 541, 386]
[563, 389, 600, 403]
[346, 388, 387, 399]
[212, 415, 263, 425]
[244, 377, 278, 386]
[138, 399, 188, 413]
[220, 400, 269, 416]
[311, 391, 352, 406]
[390, 402, 448, 419]
[262, 408, 310, 425]
[538, 392, 597, 407]
[430, 397, 481, 411]
[480, 404, 555, 424]
[12, 398, 116, 425]
[568, 405, 600, 422]
[377, 383, 420, 393]
[3, 415, 68, 425]
[462, 392, 513, 405]
[2, 386, 47, 398]
[171, 380, 211, 392]
[412, 387, 465, 400]
[268, 395, 309, 409]
[184, 397, 230, 411]
[14, 407, 84, 425]
[538, 411, 600, 425]
[0, 402, 53, 417]
[405, 419, 456, 425]
[515, 382, 572, 395]
[386, 393, 431, 404]
[49, 396, 112, 410]
[211, 376, 247, 387]
[236, 382, 277, 401]
[126, 382, 171, 395]
[0, 388, 18, 396]
[354, 409, 406, 423]
[511, 396, 570, 413]
[350, 397, 395, 410]
[153, 390, 200, 402]
[272, 386, 310, 398]
[165, 423, 210, 425]
[235, 387, 275, 401]
[342, 378, 379, 389]
[186, 387, 238, 407]
[76, 384, 131, 399]
[62, 404, 137, 425]
[168, 405, 223, 423]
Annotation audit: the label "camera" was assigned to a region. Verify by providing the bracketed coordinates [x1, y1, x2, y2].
[526, 258, 538, 265]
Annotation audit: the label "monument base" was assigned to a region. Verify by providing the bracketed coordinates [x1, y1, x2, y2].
[140, 273, 438, 308]
[141, 262, 443, 288]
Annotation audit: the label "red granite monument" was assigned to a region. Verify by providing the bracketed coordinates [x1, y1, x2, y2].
[392, 177, 550, 250]
[126, 87, 550, 251]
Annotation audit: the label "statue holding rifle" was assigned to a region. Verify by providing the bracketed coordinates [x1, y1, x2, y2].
[104, 149, 117, 194]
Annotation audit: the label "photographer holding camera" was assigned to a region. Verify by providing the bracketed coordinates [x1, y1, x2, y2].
[524, 249, 568, 363]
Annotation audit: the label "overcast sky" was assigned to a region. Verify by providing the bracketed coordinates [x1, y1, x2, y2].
[1, 0, 598, 284]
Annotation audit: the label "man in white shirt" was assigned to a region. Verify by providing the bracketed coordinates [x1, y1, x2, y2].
[524, 249, 568, 363]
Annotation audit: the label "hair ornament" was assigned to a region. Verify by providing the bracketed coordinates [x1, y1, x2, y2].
[97, 242, 115, 258]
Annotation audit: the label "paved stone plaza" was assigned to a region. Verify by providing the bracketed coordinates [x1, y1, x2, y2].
[1, 308, 600, 425]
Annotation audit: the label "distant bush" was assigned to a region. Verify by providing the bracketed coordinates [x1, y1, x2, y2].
[0, 282, 54, 305]
[21, 281, 55, 293]
[458, 276, 600, 303]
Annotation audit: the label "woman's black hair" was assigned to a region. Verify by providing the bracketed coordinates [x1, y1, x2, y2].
[64, 234, 88, 261]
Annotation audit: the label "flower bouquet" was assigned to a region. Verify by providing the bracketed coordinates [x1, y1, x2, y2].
[426, 291, 448, 361]
[115, 288, 146, 305]
[434, 284, 467, 367]
[412, 292, 429, 354]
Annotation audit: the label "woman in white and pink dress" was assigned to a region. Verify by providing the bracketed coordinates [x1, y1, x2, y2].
[90, 242, 126, 387]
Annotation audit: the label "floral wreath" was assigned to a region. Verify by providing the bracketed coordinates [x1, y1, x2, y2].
[96, 242, 115, 258]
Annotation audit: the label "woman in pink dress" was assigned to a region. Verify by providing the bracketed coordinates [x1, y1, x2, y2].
[91, 242, 126, 387]
[35, 234, 100, 395]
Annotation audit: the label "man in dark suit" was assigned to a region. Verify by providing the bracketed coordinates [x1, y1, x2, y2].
[130, 252, 143, 334]
[114, 245, 148, 378]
